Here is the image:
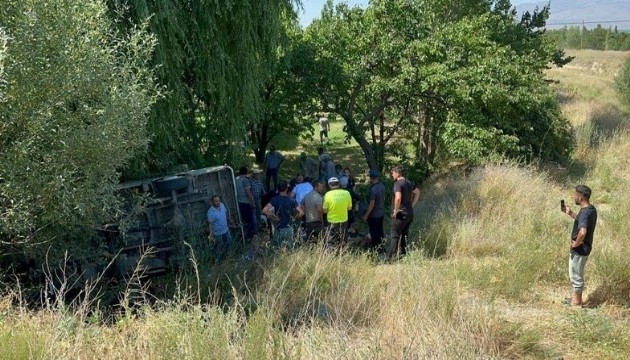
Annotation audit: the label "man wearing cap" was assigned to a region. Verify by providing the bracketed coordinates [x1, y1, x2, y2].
[264, 145, 284, 191]
[362, 170, 386, 250]
[323, 177, 352, 247]
[387, 165, 421, 260]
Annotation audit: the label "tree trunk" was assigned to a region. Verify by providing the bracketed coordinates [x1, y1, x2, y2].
[252, 123, 269, 164]
[341, 113, 378, 170]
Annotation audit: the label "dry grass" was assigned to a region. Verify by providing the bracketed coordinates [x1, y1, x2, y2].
[1, 50, 630, 359]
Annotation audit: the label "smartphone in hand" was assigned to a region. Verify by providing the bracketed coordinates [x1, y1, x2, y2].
[560, 199, 566, 212]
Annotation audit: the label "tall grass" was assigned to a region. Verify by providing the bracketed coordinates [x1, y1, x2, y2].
[0, 250, 544, 359]
[1, 50, 629, 359]
[415, 164, 568, 300]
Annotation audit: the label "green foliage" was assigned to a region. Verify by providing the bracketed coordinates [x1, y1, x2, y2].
[614, 56, 630, 107]
[547, 25, 630, 51]
[441, 120, 520, 166]
[0, 323, 46, 359]
[0, 0, 158, 257]
[108, 0, 298, 177]
[250, 21, 320, 163]
[304, 0, 573, 174]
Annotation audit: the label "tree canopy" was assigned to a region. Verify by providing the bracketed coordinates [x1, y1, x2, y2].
[305, 0, 573, 174]
[250, 20, 322, 164]
[107, 0, 299, 177]
[0, 0, 158, 255]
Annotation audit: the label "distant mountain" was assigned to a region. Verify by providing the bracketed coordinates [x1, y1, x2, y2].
[515, 0, 630, 30]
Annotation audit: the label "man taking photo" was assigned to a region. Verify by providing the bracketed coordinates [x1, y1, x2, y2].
[562, 185, 597, 307]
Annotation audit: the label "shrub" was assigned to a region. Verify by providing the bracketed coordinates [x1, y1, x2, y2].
[0, 0, 158, 263]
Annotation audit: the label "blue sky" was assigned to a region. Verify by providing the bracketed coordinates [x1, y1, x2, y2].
[298, 0, 535, 27]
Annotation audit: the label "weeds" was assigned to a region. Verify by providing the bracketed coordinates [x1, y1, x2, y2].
[0, 49, 629, 359]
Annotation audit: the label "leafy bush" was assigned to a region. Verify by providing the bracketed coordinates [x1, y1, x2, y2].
[614, 56, 630, 107]
[0, 0, 158, 261]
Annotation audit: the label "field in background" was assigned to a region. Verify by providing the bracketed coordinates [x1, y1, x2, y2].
[1, 50, 629, 359]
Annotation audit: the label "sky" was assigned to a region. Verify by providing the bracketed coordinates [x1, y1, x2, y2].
[298, 0, 535, 28]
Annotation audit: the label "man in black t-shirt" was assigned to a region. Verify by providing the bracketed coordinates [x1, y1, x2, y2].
[562, 184, 597, 307]
[362, 169, 386, 250]
[387, 165, 420, 260]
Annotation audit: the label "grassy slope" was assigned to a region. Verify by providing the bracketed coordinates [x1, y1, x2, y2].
[1, 50, 630, 359]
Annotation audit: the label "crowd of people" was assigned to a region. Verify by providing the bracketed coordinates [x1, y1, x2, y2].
[206, 144, 599, 308]
[206, 144, 421, 263]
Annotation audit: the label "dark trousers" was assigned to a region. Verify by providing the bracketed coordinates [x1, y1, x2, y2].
[367, 216, 384, 249]
[326, 222, 347, 248]
[387, 213, 414, 259]
[304, 221, 324, 242]
[320, 130, 328, 142]
[253, 197, 262, 234]
[265, 167, 279, 191]
[238, 202, 255, 239]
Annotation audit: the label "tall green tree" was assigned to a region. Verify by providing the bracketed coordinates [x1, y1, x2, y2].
[305, 0, 572, 173]
[0, 0, 158, 256]
[107, 0, 299, 177]
[250, 20, 320, 164]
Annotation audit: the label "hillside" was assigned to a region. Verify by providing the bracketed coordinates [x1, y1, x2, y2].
[516, 0, 630, 30]
[1, 50, 629, 359]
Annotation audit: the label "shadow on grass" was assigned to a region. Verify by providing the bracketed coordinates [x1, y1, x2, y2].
[585, 282, 630, 308]
[410, 166, 479, 258]
[546, 103, 629, 185]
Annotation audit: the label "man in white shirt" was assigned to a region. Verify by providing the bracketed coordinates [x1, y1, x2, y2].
[318, 113, 330, 143]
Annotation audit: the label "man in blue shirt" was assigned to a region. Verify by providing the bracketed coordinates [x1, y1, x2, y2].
[264, 145, 284, 191]
[263, 181, 302, 250]
[207, 195, 234, 262]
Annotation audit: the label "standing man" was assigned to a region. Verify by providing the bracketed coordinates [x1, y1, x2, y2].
[317, 147, 329, 182]
[236, 166, 256, 240]
[387, 165, 420, 260]
[300, 180, 325, 242]
[362, 170, 386, 250]
[207, 195, 234, 262]
[264, 145, 284, 191]
[300, 152, 319, 180]
[323, 177, 352, 248]
[249, 169, 266, 234]
[264, 181, 301, 249]
[562, 185, 597, 307]
[319, 113, 330, 143]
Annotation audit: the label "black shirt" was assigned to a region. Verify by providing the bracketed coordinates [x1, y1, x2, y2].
[571, 205, 597, 256]
[393, 178, 414, 216]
